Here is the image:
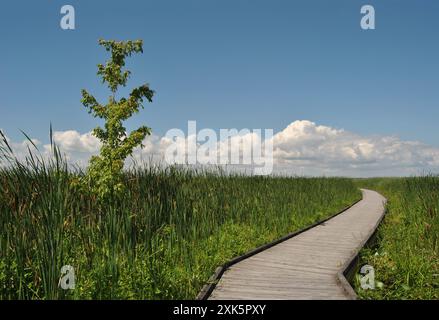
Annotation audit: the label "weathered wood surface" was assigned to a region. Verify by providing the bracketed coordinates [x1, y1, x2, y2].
[209, 189, 386, 300]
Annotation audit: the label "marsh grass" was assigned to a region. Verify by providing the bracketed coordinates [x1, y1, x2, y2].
[0, 133, 360, 299]
[354, 177, 439, 299]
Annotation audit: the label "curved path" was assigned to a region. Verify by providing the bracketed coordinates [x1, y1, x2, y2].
[209, 189, 386, 300]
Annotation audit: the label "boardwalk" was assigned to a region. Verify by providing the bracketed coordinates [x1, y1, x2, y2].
[209, 189, 386, 300]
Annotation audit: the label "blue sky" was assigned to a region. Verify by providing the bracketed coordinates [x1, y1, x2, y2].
[0, 0, 438, 143]
[0, 1, 439, 176]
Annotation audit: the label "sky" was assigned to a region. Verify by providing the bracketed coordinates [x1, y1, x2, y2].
[1, 0, 439, 176]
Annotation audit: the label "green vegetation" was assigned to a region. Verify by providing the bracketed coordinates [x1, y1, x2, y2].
[0, 38, 359, 300]
[354, 177, 439, 299]
[81, 39, 154, 200]
[0, 143, 360, 299]
[1, 37, 437, 301]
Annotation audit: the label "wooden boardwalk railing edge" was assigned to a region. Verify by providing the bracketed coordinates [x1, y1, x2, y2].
[336, 196, 388, 299]
[196, 196, 364, 300]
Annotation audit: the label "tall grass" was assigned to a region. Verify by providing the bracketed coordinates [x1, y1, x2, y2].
[0, 136, 360, 299]
[354, 177, 439, 299]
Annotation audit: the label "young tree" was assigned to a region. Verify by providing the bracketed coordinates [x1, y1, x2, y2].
[81, 39, 154, 199]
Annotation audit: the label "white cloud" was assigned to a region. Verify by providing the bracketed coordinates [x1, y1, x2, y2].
[52, 130, 100, 153]
[270, 121, 439, 176]
[2, 120, 439, 177]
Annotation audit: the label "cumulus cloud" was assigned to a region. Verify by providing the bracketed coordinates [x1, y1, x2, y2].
[1, 120, 439, 177]
[52, 130, 100, 153]
[270, 121, 439, 176]
[0, 128, 44, 163]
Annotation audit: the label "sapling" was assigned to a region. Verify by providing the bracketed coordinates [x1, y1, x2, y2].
[81, 39, 154, 200]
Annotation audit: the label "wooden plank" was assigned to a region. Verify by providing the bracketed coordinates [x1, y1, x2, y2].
[209, 189, 386, 300]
